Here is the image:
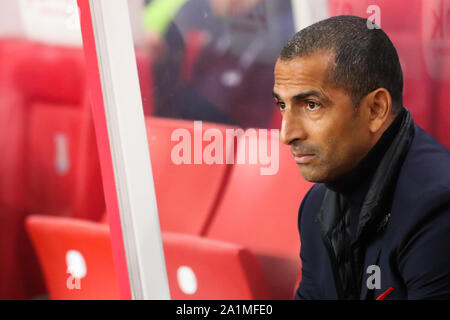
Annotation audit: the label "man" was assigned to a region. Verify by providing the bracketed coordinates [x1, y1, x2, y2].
[143, 0, 238, 125]
[273, 15, 450, 299]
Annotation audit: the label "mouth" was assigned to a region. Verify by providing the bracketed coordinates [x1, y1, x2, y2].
[293, 153, 315, 164]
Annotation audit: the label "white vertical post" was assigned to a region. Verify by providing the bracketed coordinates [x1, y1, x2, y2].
[88, 0, 170, 300]
[291, 0, 329, 32]
[127, 0, 146, 49]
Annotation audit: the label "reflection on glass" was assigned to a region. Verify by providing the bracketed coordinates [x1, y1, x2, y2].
[132, 0, 303, 301]
[138, 0, 295, 128]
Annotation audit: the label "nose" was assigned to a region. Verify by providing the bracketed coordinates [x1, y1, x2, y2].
[280, 109, 307, 146]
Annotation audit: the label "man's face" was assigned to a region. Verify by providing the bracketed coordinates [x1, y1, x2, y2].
[273, 52, 373, 183]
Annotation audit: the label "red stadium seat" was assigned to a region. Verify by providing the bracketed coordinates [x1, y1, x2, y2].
[0, 40, 106, 299]
[146, 117, 236, 235]
[25, 102, 105, 220]
[12, 42, 86, 105]
[10, 42, 152, 111]
[99, 117, 237, 235]
[25, 215, 120, 300]
[10, 43, 152, 221]
[163, 232, 270, 299]
[100, 212, 109, 224]
[206, 131, 310, 258]
[26, 103, 83, 217]
[0, 41, 38, 299]
[8, 41, 106, 221]
[205, 130, 312, 299]
[0, 40, 30, 210]
[26, 215, 270, 300]
[0, 92, 26, 210]
[0, 88, 34, 300]
[0, 207, 46, 299]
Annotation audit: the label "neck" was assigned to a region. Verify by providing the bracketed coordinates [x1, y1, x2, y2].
[326, 108, 406, 203]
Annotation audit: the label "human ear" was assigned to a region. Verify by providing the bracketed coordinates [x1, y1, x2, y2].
[365, 88, 392, 133]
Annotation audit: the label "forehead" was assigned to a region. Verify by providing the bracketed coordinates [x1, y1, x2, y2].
[273, 52, 334, 98]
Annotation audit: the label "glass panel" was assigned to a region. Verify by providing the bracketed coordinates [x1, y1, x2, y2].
[127, 0, 449, 301]
[128, 0, 301, 301]
[0, 0, 118, 299]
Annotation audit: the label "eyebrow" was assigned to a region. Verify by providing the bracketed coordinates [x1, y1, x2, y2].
[272, 90, 331, 104]
[272, 92, 281, 100]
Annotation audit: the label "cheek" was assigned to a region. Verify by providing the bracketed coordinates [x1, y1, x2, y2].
[303, 105, 363, 161]
[327, 121, 369, 168]
[313, 120, 359, 167]
[308, 120, 343, 157]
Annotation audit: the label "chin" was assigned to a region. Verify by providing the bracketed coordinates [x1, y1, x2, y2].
[297, 166, 330, 183]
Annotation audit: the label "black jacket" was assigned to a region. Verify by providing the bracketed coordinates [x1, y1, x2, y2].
[295, 123, 450, 300]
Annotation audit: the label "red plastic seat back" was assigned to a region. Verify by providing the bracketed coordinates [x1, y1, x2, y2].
[0, 41, 38, 210]
[25, 101, 105, 220]
[26, 215, 270, 300]
[26, 103, 82, 216]
[146, 117, 236, 235]
[163, 232, 271, 299]
[0, 92, 26, 209]
[12, 42, 86, 105]
[25, 215, 119, 300]
[206, 131, 312, 259]
[7, 41, 106, 220]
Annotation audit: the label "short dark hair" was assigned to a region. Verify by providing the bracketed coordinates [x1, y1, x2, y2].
[279, 15, 403, 112]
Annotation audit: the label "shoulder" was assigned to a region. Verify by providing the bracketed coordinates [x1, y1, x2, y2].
[390, 126, 450, 298]
[390, 125, 450, 238]
[394, 125, 450, 210]
[400, 125, 450, 187]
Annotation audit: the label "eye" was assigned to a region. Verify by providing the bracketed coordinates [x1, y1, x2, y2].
[275, 100, 286, 111]
[305, 100, 321, 111]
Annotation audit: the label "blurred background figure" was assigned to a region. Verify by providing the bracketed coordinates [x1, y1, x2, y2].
[142, 0, 295, 128]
